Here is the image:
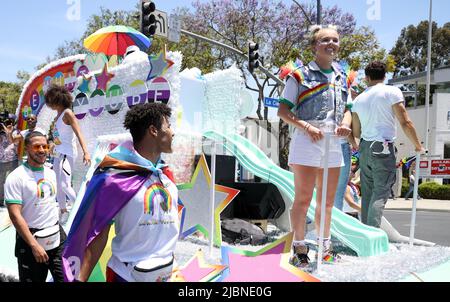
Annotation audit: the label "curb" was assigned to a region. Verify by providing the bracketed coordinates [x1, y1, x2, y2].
[385, 208, 450, 213]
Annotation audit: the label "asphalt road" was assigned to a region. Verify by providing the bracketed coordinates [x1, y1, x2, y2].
[384, 210, 450, 247]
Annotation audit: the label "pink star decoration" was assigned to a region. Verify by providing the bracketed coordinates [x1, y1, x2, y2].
[95, 64, 115, 91]
[171, 249, 226, 282]
[220, 232, 321, 282]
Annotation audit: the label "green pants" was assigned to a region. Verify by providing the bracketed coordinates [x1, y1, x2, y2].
[359, 140, 396, 228]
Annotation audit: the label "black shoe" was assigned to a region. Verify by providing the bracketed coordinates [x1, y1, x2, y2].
[289, 245, 310, 269]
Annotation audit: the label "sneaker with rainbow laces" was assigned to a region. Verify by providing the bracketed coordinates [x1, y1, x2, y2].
[320, 248, 341, 264]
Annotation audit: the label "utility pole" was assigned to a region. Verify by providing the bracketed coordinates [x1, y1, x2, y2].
[317, 0, 321, 25]
[424, 0, 433, 151]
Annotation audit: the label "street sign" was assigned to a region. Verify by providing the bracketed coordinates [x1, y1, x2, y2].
[153, 9, 168, 38]
[264, 97, 279, 108]
[417, 155, 450, 179]
[419, 159, 430, 177]
[168, 14, 181, 43]
[431, 159, 450, 176]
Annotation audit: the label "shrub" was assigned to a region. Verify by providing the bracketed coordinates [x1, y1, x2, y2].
[419, 182, 450, 200]
[401, 179, 450, 200]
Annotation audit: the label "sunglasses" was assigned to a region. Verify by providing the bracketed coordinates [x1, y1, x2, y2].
[318, 37, 340, 45]
[31, 144, 50, 152]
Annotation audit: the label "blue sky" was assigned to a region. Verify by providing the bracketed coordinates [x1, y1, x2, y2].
[0, 0, 448, 83]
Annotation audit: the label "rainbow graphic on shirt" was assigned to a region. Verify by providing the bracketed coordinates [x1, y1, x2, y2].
[37, 179, 56, 199]
[297, 83, 336, 105]
[144, 183, 172, 215]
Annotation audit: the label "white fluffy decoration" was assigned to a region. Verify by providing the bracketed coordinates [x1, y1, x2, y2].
[203, 64, 245, 135]
[69, 51, 183, 191]
[162, 129, 203, 184]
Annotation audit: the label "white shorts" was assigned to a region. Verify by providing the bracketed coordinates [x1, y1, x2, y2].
[288, 129, 344, 168]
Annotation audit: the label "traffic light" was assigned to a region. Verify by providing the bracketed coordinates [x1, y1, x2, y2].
[140, 0, 157, 37]
[248, 42, 260, 74]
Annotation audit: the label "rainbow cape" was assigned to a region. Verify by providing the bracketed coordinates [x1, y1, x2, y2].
[62, 141, 176, 282]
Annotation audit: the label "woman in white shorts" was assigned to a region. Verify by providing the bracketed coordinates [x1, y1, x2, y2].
[278, 25, 352, 268]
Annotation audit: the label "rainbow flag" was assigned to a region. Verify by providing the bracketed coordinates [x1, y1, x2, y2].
[62, 141, 175, 282]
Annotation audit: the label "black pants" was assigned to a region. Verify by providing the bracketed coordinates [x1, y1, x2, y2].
[15, 225, 66, 282]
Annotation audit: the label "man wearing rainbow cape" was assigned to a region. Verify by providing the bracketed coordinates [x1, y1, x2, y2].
[62, 103, 180, 282]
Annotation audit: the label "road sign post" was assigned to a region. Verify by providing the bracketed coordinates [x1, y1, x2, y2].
[263, 97, 279, 108]
[409, 154, 450, 246]
[168, 14, 181, 43]
[154, 9, 168, 38]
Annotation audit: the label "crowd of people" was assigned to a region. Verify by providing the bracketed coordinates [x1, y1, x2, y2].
[2, 89, 179, 282]
[1, 25, 425, 282]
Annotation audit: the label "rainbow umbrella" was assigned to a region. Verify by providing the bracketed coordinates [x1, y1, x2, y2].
[83, 25, 151, 56]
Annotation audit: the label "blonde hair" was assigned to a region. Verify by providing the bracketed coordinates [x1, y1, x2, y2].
[308, 24, 339, 46]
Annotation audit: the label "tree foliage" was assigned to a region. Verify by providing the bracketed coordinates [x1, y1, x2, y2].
[43, 0, 392, 169]
[46, 1, 390, 120]
[0, 82, 22, 114]
[390, 21, 450, 77]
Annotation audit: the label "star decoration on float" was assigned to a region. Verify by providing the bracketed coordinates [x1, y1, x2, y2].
[147, 51, 174, 81]
[78, 74, 92, 93]
[172, 249, 226, 282]
[217, 233, 320, 282]
[95, 64, 115, 91]
[177, 154, 239, 246]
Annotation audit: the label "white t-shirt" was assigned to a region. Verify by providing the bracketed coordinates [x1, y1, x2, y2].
[353, 83, 404, 142]
[52, 109, 77, 158]
[4, 163, 59, 229]
[20, 127, 46, 138]
[107, 171, 179, 281]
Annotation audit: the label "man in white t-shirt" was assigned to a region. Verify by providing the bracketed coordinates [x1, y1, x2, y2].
[5, 131, 65, 282]
[63, 103, 179, 282]
[352, 61, 424, 228]
[11, 115, 46, 145]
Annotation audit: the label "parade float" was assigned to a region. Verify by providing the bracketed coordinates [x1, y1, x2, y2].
[1, 26, 449, 282]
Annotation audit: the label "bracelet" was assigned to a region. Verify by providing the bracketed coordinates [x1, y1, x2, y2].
[304, 123, 311, 131]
